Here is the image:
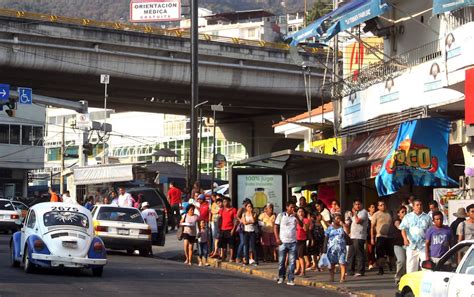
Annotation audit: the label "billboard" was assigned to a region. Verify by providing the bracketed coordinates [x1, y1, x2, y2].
[231, 168, 286, 214]
[130, 0, 181, 22]
[343, 37, 384, 78]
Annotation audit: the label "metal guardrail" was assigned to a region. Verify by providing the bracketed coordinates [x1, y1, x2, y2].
[325, 38, 442, 99]
[0, 8, 334, 57]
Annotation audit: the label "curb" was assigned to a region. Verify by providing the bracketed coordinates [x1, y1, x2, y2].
[206, 257, 377, 297]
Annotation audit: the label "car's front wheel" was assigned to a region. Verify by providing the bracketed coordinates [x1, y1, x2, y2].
[10, 242, 20, 267]
[92, 267, 103, 277]
[23, 246, 35, 274]
[402, 289, 415, 297]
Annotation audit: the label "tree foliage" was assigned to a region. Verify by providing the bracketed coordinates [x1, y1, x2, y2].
[306, 0, 333, 23]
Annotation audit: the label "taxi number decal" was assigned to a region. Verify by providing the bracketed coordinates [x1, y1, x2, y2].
[421, 281, 432, 294]
[51, 206, 79, 212]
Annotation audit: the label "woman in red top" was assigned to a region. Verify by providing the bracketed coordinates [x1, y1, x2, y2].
[295, 207, 310, 276]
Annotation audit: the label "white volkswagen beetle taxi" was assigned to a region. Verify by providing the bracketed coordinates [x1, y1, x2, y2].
[10, 202, 107, 276]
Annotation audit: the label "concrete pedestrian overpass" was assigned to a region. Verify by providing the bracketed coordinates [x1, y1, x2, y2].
[0, 10, 330, 155]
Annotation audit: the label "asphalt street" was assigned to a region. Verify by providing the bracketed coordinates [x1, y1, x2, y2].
[0, 234, 345, 297]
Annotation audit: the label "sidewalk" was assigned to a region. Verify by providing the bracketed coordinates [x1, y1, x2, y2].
[153, 233, 397, 297]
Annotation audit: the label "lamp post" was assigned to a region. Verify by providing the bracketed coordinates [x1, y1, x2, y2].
[194, 100, 208, 185]
[100, 74, 110, 164]
[210, 103, 223, 192]
[189, 0, 199, 188]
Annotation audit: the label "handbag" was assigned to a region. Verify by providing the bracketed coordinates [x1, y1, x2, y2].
[177, 214, 186, 241]
[343, 230, 353, 246]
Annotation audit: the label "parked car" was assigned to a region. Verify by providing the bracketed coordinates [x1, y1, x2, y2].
[204, 184, 229, 199]
[11, 200, 29, 222]
[10, 202, 107, 276]
[0, 199, 22, 233]
[91, 205, 153, 256]
[126, 187, 170, 236]
[397, 240, 474, 297]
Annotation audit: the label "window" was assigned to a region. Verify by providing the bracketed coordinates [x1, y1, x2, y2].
[44, 211, 89, 228]
[0, 124, 9, 144]
[248, 28, 257, 38]
[26, 210, 36, 228]
[33, 126, 43, 146]
[460, 249, 474, 274]
[22, 126, 32, 145]
[97, 207, 144, 223]
[10, 125, 20, 145]
[437, 243, 471, 273]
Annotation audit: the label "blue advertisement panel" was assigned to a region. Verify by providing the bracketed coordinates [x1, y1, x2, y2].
[375, 118, 454, 196]
[433, 0, 474, 14]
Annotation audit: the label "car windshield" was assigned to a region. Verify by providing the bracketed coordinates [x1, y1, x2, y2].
[43, 211, 89, 229]
[97, 207, 144, 223]
[0, 201, 15, 211]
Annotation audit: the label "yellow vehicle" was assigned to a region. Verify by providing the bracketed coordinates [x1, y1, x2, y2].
[397, 240, 474, 297]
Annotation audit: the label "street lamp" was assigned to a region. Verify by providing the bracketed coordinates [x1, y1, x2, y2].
[194, 100, 208, 184]
[210, 103, 223, 192]
[100, 74, 110, 164]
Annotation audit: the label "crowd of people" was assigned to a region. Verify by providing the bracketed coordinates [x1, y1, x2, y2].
[175, 188, 474, 286]
[46, 185, 474, 286]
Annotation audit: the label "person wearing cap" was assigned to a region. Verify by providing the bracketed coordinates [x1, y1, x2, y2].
[450, 207, 466, 244]
[457, 204, 474, 242]
[141, 202, 159, 245]
[197, 194, 210, 223]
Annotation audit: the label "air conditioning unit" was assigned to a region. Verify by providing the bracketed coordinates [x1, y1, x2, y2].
[449, 120, 469, 144]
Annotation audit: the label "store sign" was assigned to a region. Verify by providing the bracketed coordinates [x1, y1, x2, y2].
[341, 56, 464, 128]
[311, 138, 342, 155]
[130, 0, 181, 22]
[343, 37, 384, 78]
[375, 118, 454, 196]
[237, 175, 283, 213]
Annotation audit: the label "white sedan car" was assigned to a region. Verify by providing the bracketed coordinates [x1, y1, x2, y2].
[10, 202, 107, 276]
[0, 199, 22, 233]
[398, 240, 474, 297]
[91, 205, 152, 256]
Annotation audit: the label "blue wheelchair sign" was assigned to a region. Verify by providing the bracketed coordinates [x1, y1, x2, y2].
[18, 88, 32, 104]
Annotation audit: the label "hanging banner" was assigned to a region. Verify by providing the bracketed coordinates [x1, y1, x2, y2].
[433, 0, 474, 14]
[433, 188, 463, 224]
[375, 118, 454, 196]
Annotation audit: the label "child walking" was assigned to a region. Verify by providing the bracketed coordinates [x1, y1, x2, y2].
[197, 220, 210, 266]
[324, 213, 347, 283]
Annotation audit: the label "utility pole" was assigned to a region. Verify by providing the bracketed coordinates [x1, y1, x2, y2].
[195, 100, 208, 185]
[189, 0, 199, 188]
[304, 0, 308, 27]
[59, 116, 65, 194]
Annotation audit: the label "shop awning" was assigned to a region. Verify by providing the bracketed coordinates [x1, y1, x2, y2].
[73, 164, 133, 185]
[344, 126, 399, 167]
[433, 0, 474, 14]
[287, 0, 390, 45]
[238, 150, 344, 187]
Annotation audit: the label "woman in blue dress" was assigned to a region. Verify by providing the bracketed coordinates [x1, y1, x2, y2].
[324, 213, 347, 282]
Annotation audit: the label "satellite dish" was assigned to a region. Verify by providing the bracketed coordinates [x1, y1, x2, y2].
[289, 46, 305, 67]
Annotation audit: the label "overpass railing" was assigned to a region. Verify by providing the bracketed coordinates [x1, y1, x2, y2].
[0, 8, 333, 57]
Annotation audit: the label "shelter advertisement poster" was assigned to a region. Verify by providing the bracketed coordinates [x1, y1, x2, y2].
[130, 0, 181, 22]
[237, 175, 283, 213]
[375, 118, 454, 196]
[433, 188, 463, 224]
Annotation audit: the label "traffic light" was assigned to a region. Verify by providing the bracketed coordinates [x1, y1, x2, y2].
[4, 98, 16, 117]
[83, 143, 94, 156]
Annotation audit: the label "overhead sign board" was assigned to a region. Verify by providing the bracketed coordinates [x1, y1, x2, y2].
[18, 87, 33, 104]
[0, 84, 10, 101]
[130, 0, 181, 22]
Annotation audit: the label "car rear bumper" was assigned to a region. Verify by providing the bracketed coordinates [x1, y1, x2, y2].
[100, 236, 151, 250]
[0, 221, 20, 230]
[32, 253, 107, 267]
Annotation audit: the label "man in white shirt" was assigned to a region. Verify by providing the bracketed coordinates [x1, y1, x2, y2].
[274, 201, 303, 286]
[141, 202, 158, 243]
[62, 191, 78, 205]
[118, 187, 133, 207]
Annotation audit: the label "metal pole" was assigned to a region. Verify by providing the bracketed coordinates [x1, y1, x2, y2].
[60, 116, 65, 193]
[304, 0, 307, 27]
[211, 109, 216, 192]
[189, 0, 199, 188]
[198, 108, 203, 184]
[103, 83, 108, 164]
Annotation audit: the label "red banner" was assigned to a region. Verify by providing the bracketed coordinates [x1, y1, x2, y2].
[466, 68, 474, 125]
